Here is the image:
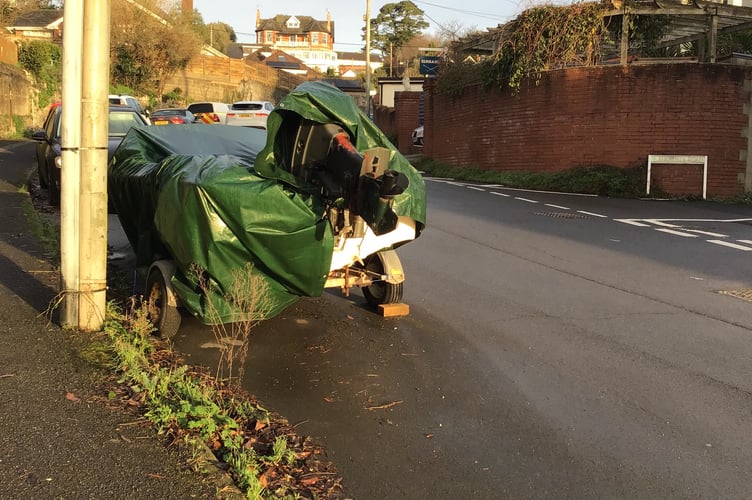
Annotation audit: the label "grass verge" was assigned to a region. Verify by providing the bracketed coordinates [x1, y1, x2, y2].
[102, 301, 343, 499]
[24, 174, 344, 499]
[413, 157, 648, 198]
[413, 157, 752, 204]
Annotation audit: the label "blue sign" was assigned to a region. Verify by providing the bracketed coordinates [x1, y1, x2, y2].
[419, 56, 440, 76]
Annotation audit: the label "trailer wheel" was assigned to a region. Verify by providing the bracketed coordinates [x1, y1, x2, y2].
[362, 253, 403, 307]
[145, 260, 181, 339]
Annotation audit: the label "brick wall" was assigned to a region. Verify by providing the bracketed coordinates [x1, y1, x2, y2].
[373, 104, 396, 140]
[651, 163, 705, 197]
[390, 64, 752, 198]
[393, 91, 421, 152]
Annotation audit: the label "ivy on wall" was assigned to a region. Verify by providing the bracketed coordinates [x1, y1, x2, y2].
[486, 2, 609, 93]
[438, 2, 611, 95]
[17, 40, 61, 108]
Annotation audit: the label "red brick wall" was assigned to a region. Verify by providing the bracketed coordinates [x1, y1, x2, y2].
[373, 104, 396, 139]
[393, 91, 421, 152]
[404, 64, 751, 197]
[651, 163, 704, 197]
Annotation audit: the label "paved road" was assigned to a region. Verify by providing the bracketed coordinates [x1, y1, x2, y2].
[173, 177, 752, 499]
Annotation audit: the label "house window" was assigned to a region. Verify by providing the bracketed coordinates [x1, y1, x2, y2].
[265, 31, 273, 44]
[311, 32, 319, 44]
[321, 33, 328, 45]
[290, 34, 297, 43]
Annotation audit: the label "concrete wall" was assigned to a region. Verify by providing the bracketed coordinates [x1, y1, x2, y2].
[389, 63, 752, 197]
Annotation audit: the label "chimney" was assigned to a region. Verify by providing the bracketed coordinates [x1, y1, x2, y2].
[327, 9, 331, 32]
[182, 0, 193, 14]
[256, 8, 261, 28]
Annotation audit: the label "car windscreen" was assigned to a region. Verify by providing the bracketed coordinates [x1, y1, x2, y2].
[154, 109, 183, 116]
[109, 111, 144, 136]
[187, 103, 213, 114]
[232, 103, 263, 111]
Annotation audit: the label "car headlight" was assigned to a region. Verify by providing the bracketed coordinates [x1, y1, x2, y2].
[54, 155, 62, 169]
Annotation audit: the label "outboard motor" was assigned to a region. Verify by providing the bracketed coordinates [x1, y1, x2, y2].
[288, 118, 409, 236]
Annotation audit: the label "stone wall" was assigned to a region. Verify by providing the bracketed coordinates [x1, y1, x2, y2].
[162, 55, 306, 104]
[0, 63, 37, 136]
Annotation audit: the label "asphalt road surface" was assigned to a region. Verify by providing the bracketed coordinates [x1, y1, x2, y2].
[173, 177, 752, 499]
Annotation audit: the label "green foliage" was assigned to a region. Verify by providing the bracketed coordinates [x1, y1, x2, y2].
[161, 87, 184, 105]
[204, 21, 236, 53]
[717, 29, 752, 58]
[110, 83, 137, 96]
[482, 2, 608, 93]
[102, 299, 308, 499]
[607, 14, 672, 56]
[17, 39, 61, 107]
[10, 115, 24, 137]
[436, 60, 482, 96]
[414, 158, 646, 198]
[368, 1, 429, 57]
[21, 196, 59, 260]
[110, 0, 203, 95]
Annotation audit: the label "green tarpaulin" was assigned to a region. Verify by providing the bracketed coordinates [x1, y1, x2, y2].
[109, 81, 425, 324]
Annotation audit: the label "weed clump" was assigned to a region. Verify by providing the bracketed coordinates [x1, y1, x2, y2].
[103, 301, 344, 499]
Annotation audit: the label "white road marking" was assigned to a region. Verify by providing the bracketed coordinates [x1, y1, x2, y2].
[615, 219, 650, 227]
[684, 229, 728, 238]
[577, 210, 608, 218]
[467, 186, 486, 192]
[707, 240, 752, 251]
[485, 186, 598, 196]
[739, 240, 752, 245]
[638, 218, 752, 223]
[491, 192, 510, 198]
[655, 228, 698, 238]
[515, 197, 539, 203]
[646, 219, 681, 228]
[545, 204, 570, 210]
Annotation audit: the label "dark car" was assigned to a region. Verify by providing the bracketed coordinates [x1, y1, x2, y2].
[33, 104, 149, 205]
[150, 108, 197, 125]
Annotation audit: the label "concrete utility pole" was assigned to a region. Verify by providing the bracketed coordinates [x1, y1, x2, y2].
[60, 0, 111, 331]
[365, 0, 371, 116]
[59, 0, 83, 329]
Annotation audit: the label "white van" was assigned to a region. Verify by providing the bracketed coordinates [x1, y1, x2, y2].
[186, 102, 230, 124]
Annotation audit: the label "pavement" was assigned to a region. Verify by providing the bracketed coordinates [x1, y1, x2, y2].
[0, 139, 223, 499]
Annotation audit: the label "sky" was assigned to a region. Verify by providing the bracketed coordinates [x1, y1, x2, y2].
[191, 0, 523, 52]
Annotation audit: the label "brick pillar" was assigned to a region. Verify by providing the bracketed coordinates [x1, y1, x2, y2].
[394, 91, 421, 154]
[423, 78, 434, 157]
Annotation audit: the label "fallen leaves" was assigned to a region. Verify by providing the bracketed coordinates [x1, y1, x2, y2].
[65, 392, 80, 403]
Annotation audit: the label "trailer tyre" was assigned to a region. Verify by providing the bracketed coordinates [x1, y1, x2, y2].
[145, 261, 181, 339]
[362, 253, 403, 307]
